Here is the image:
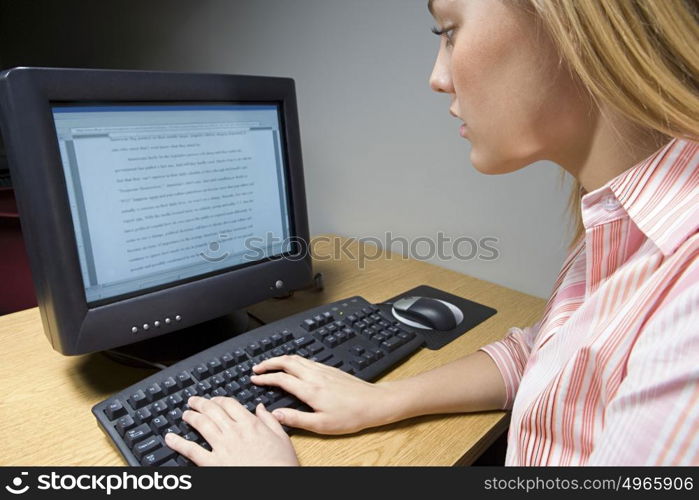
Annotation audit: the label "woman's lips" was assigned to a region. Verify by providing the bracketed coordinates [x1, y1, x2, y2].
[460, 123, 468, 138]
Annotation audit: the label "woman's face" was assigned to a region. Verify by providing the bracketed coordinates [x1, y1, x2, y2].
[429, 0, 595, 174]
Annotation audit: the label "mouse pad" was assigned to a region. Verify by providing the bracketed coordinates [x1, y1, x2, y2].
[377, 285, 497, 350]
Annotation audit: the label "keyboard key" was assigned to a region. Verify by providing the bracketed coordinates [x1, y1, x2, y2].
[237, 389, 253, 403]
[398, 331, 415, 341]
[322, 311, 333, 323]
[272, 347, 284, 357]
[238, 375, 251, 388]
[271, 333, 283, 346]
[381, 337, 402, 352]
[266, 389, 283, 402]
[324, 335, 338, 347]
[245, 342, 262, 356]
[183, 432, 199, 442]
[105, 400, 127, 420]
[162, 377, 177, 395]
[232, 349, 248, 363]
[206, 359, 223, 375]
[308, 342, 324, 354]
[182, 386, 198, 399]
[134, 407, 153, 425]
[150, 415, 169, 433]
[176, 371, 194, 388]
[351, 357, 368, 370]
[225, 381, 241, 395]
[193, 365, 209, 381]
[281, 330, 293, 341]
[176, 455, 193, 466]
[211, 374, 225, 388]
[310, 352, 332, 363]
[145, 384, 164, 403]
[196, 380, 212, 393]
[141, 445, 176, 466]
[166, 393, 184, 409]
[115, 415, 135, 436]
[212, 387, 227, 397]
[166, 408, 183, 424]
[222, 368, 237, 381]
[128, 390, 148, 410]
[125, 423, 153, 447]
[221, 353, 235, 368]
[351, 345, 365, 356]
[133, 436, 161, 460]
[253, 395, 270, 406]
[301, 319, 316, 331]
[260, 338, 273, 351]
[150, 400, 168, 415]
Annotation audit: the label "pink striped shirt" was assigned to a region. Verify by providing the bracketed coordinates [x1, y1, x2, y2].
[481, 138, 699, 465]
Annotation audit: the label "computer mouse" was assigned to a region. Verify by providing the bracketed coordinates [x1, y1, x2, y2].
[391, 296, 464, 331]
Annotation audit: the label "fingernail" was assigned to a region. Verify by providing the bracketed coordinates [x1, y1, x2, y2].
[272, 409, 283, 420]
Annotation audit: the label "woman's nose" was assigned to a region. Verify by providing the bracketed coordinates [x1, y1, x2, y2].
[429, 48, 454, 94]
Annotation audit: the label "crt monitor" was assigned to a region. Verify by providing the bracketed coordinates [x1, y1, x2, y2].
[0, 67, 313, 355]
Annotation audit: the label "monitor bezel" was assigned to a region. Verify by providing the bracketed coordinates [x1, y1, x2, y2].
[0, 67, 313, 355]
[50, 100, 300, 307]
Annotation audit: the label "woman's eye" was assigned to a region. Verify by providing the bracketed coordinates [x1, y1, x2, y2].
[431, 26, 456, 47]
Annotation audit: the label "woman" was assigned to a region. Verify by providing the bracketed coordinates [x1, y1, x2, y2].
[165, 0, 698, 465]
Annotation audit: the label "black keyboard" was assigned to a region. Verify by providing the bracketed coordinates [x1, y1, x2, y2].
[93, 296, 424, 466]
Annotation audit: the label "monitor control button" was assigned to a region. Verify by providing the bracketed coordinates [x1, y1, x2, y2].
[154, 321, 161, 327]
[165, 318, 172, 324]
[175, 315, 182, 321]
[275, 280, 284, 289]
[143, 323, 149, 330]
[131, 326, 138, 333]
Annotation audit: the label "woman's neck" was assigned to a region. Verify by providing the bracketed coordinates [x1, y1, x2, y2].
[562, 107, 671, 193]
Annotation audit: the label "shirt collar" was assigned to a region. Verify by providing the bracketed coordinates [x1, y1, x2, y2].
[581, 138, 699, 257]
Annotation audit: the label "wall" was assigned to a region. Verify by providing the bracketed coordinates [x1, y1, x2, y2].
[0, 0, 576, 300]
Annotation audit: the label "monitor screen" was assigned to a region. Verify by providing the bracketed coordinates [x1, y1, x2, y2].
[52, 103, 293, 305]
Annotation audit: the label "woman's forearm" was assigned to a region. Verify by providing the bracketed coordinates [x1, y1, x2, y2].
[376, 350, 507, 425]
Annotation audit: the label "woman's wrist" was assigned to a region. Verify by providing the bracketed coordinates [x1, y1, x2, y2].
[370, 379, 420, 427]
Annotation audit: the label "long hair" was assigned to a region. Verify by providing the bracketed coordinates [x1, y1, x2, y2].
[525, 0, 699, 247]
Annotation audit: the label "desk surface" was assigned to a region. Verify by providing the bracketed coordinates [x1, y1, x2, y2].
[0, 235, 545, 466]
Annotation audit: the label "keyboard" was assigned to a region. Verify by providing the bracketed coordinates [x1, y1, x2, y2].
[93, 296, 424, 466]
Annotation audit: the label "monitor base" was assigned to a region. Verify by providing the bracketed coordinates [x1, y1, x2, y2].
[102, 310, 251, 368]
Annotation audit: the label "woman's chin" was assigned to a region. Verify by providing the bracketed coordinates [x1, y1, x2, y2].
[470, 148, 529, 175]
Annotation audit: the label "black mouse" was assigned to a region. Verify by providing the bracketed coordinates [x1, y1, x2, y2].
[391, 296, 463, 331]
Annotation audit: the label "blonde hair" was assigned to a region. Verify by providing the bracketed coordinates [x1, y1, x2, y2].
[524, 0, 699, 247]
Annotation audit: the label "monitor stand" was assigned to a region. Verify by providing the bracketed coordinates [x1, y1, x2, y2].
[102, 310, 251, 368]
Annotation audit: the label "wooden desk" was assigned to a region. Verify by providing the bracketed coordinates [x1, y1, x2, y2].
[0, 235, 545, 466]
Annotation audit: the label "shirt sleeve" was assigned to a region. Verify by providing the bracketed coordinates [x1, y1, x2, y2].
[479, 319, 542, 410]
[587, 263, 699, 465]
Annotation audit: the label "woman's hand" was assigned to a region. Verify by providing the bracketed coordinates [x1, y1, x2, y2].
[251, 354, 396, 434]
[164, 396, 299, 466]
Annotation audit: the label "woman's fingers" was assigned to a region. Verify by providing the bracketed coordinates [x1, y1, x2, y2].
[250, 371, 312, 402]
[255, 403, 289, 440]
[272, 407, 328, 433]
[253, 354, 317, 378]
[183, 399, 228, 442]
[211, 396, 254, 423]
[164, 433, 213, 465]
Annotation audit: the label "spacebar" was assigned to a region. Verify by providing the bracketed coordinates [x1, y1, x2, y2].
[266, 395, 308, 413]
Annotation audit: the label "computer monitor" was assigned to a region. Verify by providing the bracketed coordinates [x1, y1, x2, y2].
[0, 67, 313, 355]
